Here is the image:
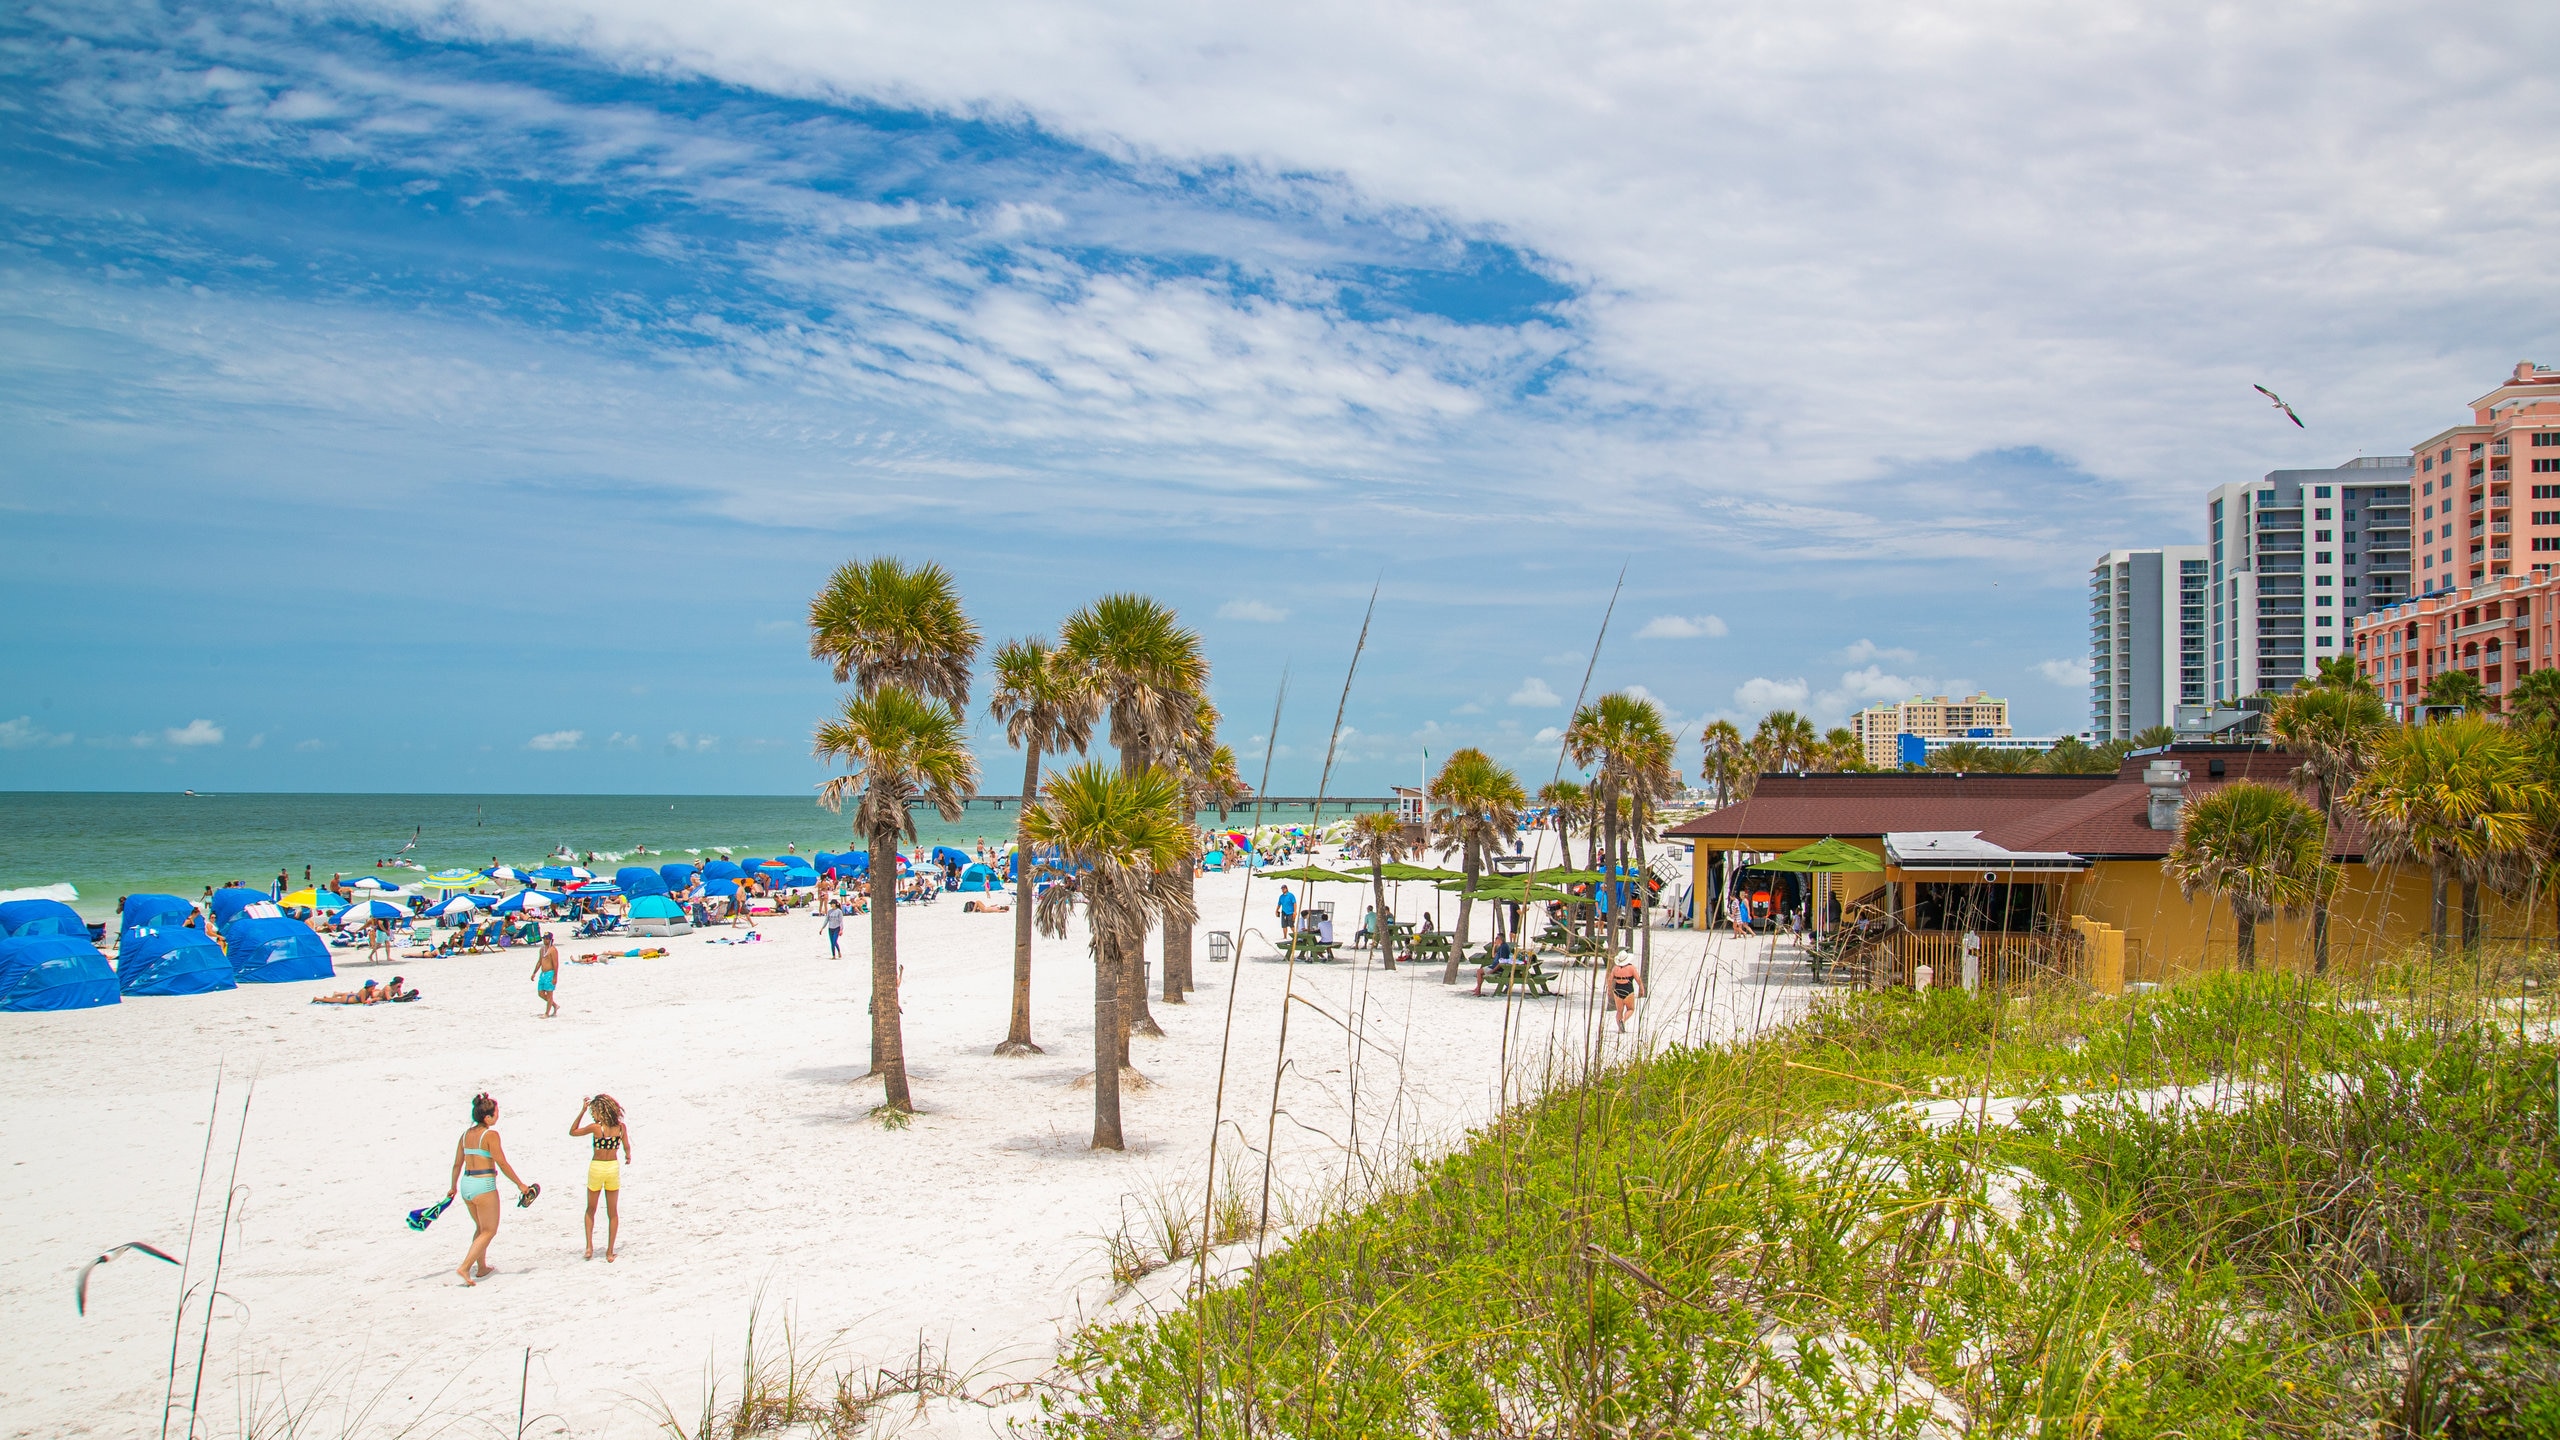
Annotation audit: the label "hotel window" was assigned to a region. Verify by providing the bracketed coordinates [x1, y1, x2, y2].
[2345, 576, 2360, 588]
[2315, 530, 2332, 541]
[2315, 486, 2332, 498]
[2315, 508, 2332, 520]
[2536, 459, 2560, 473]
[2316, 595, 2333, 606]
[2424, 458, 2435, 472]
[2536, 512, 2560, 525]
[2424, 503, 2434, 517]
[2537, 538, 2560, 552]
[2345, 531, 2359, 542]
[2317, 551, 2333, 563]
[2442, 448, 2454, 463]
[2345, 508, 2358, 520]
[2537, 486, 2560, 499]
[2536, 432, 2560, 446]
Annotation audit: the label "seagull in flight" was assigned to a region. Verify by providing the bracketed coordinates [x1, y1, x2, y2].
[2254, 384, 2305, 428]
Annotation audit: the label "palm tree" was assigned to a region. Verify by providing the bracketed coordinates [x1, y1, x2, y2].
[2307, 653, 2379, 695]
[2507, 670, 2560, 941]
[1538, 779, 1590, 869]
[1160, 698, 1247, 1003]
[2164, 782, 2331, 970]
[1566, 693, 1677, 970]
[1060, 595, 1210, 1049]
[1428, 748, 1526, 983]
[814, 686, 979, 1113]
[2506, 667, 2560, 732]
[2269, 682, 2388, 972]
[1023, 763, 1197, 1151]
[806, 558, 980, 712]
[2422, 670, 2491, 715]
[2348, 716, 2546, 956]
[1699, 720, 1755, 806]
[1821, 726, 1872, 772]
[2132, 724, 2177, 750]
[1929, 742, 2036, 773]
[986, 637, 1101, 1055]
[1350, 810, 1416, 969]
[2035, 737, 2117, 774]
[1751, 711, 1819, 774]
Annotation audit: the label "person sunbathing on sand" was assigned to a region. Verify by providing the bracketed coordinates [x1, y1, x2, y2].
[961, 899, 1012, 913]
[312, 980, 382, 1005]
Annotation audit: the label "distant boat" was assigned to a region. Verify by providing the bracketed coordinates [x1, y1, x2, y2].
[183, 790, 196, 796]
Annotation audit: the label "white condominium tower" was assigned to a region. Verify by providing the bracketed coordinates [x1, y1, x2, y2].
[2088, 547, 2207, 741]
[2203, 458, 2413, 700]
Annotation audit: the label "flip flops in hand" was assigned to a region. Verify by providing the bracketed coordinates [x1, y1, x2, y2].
[515, 1183, 541, 1209]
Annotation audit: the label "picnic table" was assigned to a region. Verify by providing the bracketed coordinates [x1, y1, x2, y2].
[1408, 931, 1454, 961]
[1479, 957, 1559, 997]
[1280, 933, 1341, 962]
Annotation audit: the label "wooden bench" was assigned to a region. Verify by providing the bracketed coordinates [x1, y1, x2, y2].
[1281, 934, 1341, 962]
[1479, 959, 1559, 997]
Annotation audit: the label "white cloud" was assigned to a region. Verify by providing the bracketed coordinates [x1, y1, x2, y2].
[1733, 677, 1811, 713]
[0, 717, 73, 750]
[163, 719, 225, 747]
[245, 733, 266, 749]
[1508, 677, 1563, 708]
[1842, 639, 1918, 665]
[1452, 701, 1485, 715]
[526, 729, 586, 751]
[294, 738, 328, 751]
[607, 731, 643, 750]
[1636, 614, 1727, 640]
[1216, 599, 1290, 623]
[665, 732, 720, 753]
[2035, 657, 2092, 687]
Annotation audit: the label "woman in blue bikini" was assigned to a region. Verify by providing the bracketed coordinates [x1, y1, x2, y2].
[446, 1092, 535, 1285]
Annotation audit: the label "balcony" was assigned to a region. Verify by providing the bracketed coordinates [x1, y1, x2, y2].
[2492, 521, 2513, 535]
[2495, 441, 2512, 456]
[2494, 547, 2513, 560]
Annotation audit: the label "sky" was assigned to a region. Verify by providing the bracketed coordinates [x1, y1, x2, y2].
[4, 0, 2557, 795]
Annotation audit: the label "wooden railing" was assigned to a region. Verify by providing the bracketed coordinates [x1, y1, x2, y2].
[1879, 930, 2086, 990]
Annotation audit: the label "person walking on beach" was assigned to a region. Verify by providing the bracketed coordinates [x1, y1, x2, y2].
[531, 935, 560, 1017]
[823, 898, 845, 959]
[446, 1092, 534, 1286]
[1609, 953, 1642, 1033]
[570, 1094, 632, 1261]
[1276, 888, 1297, 935]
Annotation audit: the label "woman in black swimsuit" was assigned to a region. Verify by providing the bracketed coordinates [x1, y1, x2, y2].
[570, 1095, 633, 1261]
[1609, 956, 1641, 1033]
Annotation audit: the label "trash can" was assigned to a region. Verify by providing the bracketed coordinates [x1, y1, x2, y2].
[1207, 930, 1232, 963]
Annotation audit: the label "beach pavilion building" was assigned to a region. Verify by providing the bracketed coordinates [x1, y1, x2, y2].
[1665, 744, 2529, 989]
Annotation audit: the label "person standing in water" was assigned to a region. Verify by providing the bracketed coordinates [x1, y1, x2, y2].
[531, 933, 560, 1017]
[570, 1094, 633, 1261]
[446, 1093, 534, 1285]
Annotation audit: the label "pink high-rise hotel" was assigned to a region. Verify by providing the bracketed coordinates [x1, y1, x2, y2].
[2353, 362, 2560, 705]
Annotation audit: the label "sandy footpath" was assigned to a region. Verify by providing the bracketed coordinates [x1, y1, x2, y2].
[1, 851, 1815, 1438]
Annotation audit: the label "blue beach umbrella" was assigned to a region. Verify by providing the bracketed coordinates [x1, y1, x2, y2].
[338, 899, 406, 924]
[484, 865, 533, 883]
[425, 894, 487, 918]
[491, 891, 560, 915]
[346, 876, 400, 891]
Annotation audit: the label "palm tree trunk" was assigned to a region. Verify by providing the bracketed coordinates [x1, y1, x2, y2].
[1090, 935, 1124, 1150]
[2236, 908, 2256, 971]
[1372, 858, 1395, 970]
[1162, 866, 1191, 1004]
[870, 819, 912, 1111]
[2431, 863, 2449, 958]
[2461, 876, 2482, 956]
[1602, 792, 1622, 957]
[1125, 932, 1161, 1039]
[2309, 784, 2332, 975]
[998, 746, 1044, 1055]
[1443, 839, 1478, 985]
[1634, 799, 1653, 986]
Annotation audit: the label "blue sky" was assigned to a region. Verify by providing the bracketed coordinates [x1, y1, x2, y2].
[5, 0, 2556, 794]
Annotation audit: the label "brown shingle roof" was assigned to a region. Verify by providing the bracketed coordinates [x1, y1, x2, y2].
[1665, 773, 2116, 842]
[1666, 750, 2372, 862]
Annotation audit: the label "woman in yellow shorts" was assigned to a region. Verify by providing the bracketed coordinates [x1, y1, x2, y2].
[569, 1094, 633, 1261]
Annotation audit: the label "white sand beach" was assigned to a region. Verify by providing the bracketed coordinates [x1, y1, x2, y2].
[3, 858, 1813, 1438]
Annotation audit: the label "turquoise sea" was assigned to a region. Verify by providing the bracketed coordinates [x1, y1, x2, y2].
[0, 793, 1377, 919]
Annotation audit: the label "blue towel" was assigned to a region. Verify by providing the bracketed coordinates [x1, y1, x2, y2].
[406, 1196, 451, 1232]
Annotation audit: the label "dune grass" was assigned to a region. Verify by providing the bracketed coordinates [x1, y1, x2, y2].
[1040, 960, 2560, 1437]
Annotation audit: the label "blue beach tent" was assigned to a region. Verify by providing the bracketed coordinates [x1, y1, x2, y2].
[0, 935, 120, 1010]
[0, 898, 89, 938]
[955, 863, 1004, 893]
[117, 929, 237, 997]
[614, 866, 668, 897]
[224, 917, 335, 984]
[659, 862, 697, 893]
[209, 887, 270, 927]
[703, 878, 739, 897]
[704, 859, 744, 881]
[628, 895, 684, 920]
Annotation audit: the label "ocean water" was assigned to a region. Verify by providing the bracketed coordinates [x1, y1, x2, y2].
[0, 793, 1371, 918]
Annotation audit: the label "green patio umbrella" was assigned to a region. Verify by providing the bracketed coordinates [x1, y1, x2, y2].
[1755, 838, 1885, 873]
[1261, 864, 1365, 883]
[1437, 878, 1579, 903]
[1376, 861, 1462, 881]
